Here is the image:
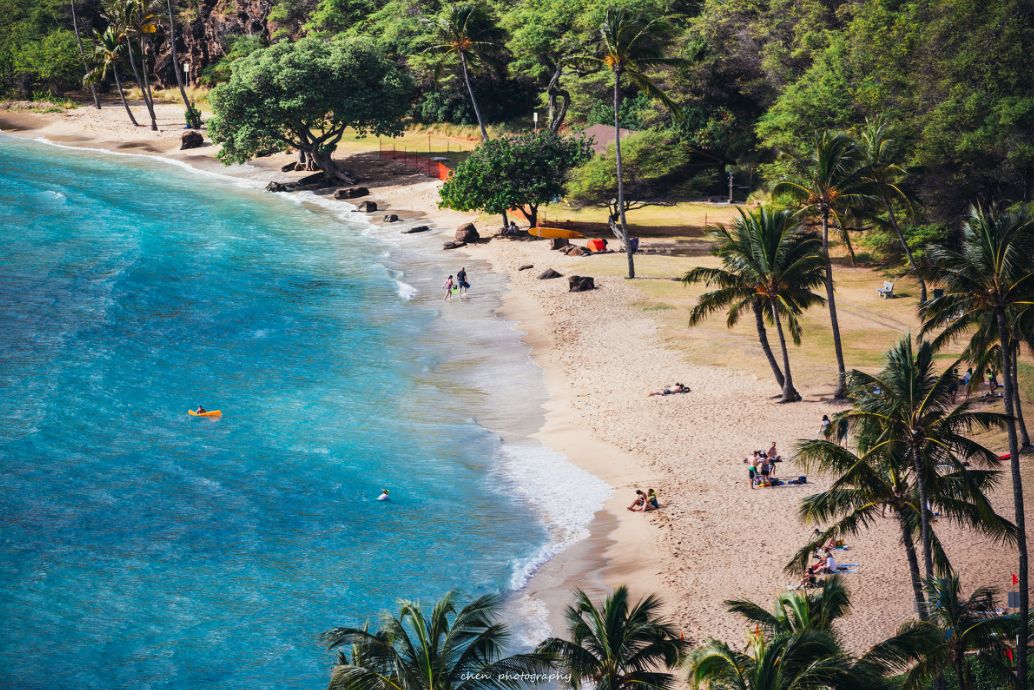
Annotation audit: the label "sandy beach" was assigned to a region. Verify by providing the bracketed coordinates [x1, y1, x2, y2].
[4, 100, 1030, 654]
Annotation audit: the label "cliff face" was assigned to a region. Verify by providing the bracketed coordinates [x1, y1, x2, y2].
[153, 0, 273, 87]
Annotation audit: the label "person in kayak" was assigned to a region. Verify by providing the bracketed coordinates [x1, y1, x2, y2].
[196, 405, 207, 414]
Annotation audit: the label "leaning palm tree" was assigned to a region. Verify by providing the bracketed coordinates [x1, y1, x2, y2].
[322, 591, 550, 690]
[537, 586, 686, 690]
[163, 0, 191, 113]
[893, 577, 1020, 690]
[776, 132, 873, 398]
[86, 27, 139, 126]
[427, 3, 504, 142]
[70, 0, 101, 109]
[856, 117, 927, 303]
[582, 8, 682, 279]
[102, 0, 159, 130]
[920, 204, 1034, 690]
[683, 207, 826, 402]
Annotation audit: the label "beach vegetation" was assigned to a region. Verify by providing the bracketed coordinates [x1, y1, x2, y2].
[683, 207, 826, 402]
[537, 586, 686, 690]
[439, 130, 592, 228]
[321, 591, 551, 690]
[208, 36, 412, 184]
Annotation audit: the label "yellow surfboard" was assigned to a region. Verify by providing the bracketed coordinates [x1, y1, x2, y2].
[528, 226, 584, 240]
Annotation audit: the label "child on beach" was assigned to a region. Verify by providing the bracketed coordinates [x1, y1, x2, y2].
[443, 275, 454, 301]
[645, 489, 660, 511]
[627, 489, 646, 511]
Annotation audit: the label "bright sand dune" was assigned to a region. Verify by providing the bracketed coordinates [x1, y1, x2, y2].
[3, 101, 1031, 652]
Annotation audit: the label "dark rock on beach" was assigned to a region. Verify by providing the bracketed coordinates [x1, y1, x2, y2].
[455, 223, 480, 243]
[550, 238, 570, 250]
[280, 161, 297, 172]
[357, 200, 377, 212]
[265, 181, 289, 193]
[443, 241, 466, 250]
[538, 268, 562, 279]
[568, 276, 595, 292]
[334, 186, 369, 199]
[180, 130, 204, 150]
[404, 225, 431, 234]
[383, 214, 400, 222]
[518, 264, 534, 271]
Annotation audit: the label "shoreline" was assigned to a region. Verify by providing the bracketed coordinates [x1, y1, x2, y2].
[5, 102, 1030, 655]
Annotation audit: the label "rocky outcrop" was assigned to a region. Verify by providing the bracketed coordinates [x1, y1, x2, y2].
[455, 223, 480, 243]
[180, 130, 204, 149]
[568, 276, 595, 292]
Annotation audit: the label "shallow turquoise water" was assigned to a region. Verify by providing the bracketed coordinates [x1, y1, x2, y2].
[0, 136, 545, 688]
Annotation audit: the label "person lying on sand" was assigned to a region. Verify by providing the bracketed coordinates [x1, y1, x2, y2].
[627, 489, 646, 512]
[798, 570, 821, 589]
[647, 383, 690, 397]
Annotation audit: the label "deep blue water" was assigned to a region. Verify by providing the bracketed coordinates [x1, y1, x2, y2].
[0, 136, 545, 688]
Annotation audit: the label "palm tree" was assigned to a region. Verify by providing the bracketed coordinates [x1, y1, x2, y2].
[856, 117, 927, 303]
[725, 576, 852, 638]
[163, 0, 191, 113]
[776, 132, 872, 398]
[70, 0, 101, 109]
[920, 204, 1034, 690]
[584, 8, 682, 279]
[427, 3, 504, 143]
[321, 591, 549, 690]
[86, 27, 139, 126]
[683, 207, 826, 402]
[893, 577, 1021, 690]
[103, 0, 159, 130]
[537, 586, 686, 690]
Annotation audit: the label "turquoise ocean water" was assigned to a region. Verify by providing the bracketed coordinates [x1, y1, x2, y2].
[0, 135, 607, 688]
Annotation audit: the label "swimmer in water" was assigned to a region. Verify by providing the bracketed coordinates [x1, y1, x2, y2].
[377, 489, 390, 501]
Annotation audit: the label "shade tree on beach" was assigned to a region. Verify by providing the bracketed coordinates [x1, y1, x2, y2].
[919, 204, 1034, 689]
[207, 36, 412, 185]
[683, 207, 826, 403]
[439, 130, 593, 228]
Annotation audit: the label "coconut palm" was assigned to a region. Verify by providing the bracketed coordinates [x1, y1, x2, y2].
[321, 591, 550, 690]
[70, 0, 101, 109]
[856, 117, 927, 302]
[102, 0, 159, 130]
[86, 27, 139, 126]
[725, 576, 852, 638]
[683, 207, 826, 402]
[776, 132, 873, 398]
[892, 576, 1021, 690]
[920, 204, 1034, 690]
[163, 0, 191, 113]
[427, 3, 504, 142]
[582, 8, 682, 279]
[537, 586, 686, 690]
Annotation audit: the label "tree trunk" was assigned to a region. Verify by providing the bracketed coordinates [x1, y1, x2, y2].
[311, 147, 354, 185]
[753, 300, 784, 388]
[138, 38, 158, 131]
[520, 206, 538, 229]
[546, 64, 569, 134]
[165, 0, 191, 113]
[1011, 343, 1031, 447]
[883, 193, 926, 303]
[770, 302, 801, 402]
[70, 0, 100, 109]
[821, 206, 848, 397]
[613, 70, 634, 279]
[112, 64, 139, 126]
[997, 311, 1028, 690]
[459, 51, 488, 142]
[125, 39, 158, 130]
[911, 446, 935, 586]
[898, 512, 927, 619]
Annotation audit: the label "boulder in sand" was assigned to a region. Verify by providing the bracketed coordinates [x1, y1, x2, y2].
[404, 225, 431, 234]
[383, 214, 400, 222]
[357, 200, 378, 212]
[334, 186, 369, 199]
[568, 276, 595, 292]
[455, 223, 480, 243]
[180, 130, 204, 150]
[443, 240, 466, 250]
[538, 268, 563, 280]
[518, 264, 534, 271]
[280, 161, 298, 172]
[550, 238, 570, 250]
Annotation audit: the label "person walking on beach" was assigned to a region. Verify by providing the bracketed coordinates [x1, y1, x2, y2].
[443, 274, 454, 302]
[457, 267, 470, 297]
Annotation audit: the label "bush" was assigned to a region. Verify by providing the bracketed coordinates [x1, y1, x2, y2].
[12, 29, 82, 94]
[198, 35, 265, 87]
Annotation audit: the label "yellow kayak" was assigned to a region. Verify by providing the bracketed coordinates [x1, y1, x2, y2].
[529, 226, 584, 239]
[188, 409, 222, 418]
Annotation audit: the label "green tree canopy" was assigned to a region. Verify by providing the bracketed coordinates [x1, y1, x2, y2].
[208, 35, 412, 183]
[439, 130, 592, 228]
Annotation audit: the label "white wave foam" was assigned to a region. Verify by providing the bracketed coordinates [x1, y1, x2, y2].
[42, 189, 66, 202]
[395, 279, 418, 300]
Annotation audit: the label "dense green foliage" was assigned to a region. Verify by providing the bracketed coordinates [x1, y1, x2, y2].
[439, 131, 592, 226]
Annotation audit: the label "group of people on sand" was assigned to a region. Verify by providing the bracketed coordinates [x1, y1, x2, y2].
[798, 531, 850, 588]
[626, 488, 660, 512]
[647, 382, 690, 397]
[745, 441, 783, 488]
[443, 267, 470, 301]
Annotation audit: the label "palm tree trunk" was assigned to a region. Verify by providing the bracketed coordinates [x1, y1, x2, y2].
[1011, 343, 1031, 447]
[112, 64, 139, 126]
[613, 69, 634, 280]
[898, 511, 927, 619]
[165, 0, 191, 112]
[953, 656, 969, 690]
[821, 207, 848, 398]
[770, 302, 801, 402]
[458, 51, 488, 142]
[883, 194, 926, 303]
[125, 39, 158, 130]
[753, 300, 784, 388]
[70, 0, 100, 109]
[138, 38, 158, 131]
[911, 446, 935, 585]
[997, 312, 1028, 690]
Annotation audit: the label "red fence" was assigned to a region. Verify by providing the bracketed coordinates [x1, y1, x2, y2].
[376, 138, 462, 181]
